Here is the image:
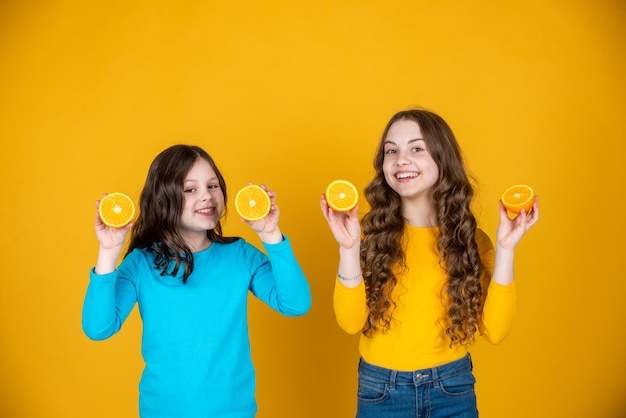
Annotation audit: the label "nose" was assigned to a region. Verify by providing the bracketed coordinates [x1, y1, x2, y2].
[396, 150, 410, 165]
[200, 190, 212, 201]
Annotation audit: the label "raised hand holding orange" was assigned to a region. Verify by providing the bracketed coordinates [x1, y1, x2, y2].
[94, 193, 134, 274]
[236, 183, 282, 244]
[321, 181, 360, 251]
[497, 185, 539, 258]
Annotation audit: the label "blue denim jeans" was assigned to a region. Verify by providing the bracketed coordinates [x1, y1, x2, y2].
[356, 354, 478, 418]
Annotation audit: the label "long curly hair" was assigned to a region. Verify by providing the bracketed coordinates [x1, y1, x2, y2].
[360, 109, 484, 347]
[126, 144, 238, 283]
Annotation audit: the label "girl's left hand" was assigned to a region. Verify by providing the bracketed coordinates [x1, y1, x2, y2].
[243, 184, 283, 244]
[496, 196, 540, 250]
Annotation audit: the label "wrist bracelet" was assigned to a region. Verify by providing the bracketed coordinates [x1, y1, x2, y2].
[337, 272, 363, 281]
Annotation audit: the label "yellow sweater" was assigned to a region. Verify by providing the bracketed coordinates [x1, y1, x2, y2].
[334, 226, 516, 371]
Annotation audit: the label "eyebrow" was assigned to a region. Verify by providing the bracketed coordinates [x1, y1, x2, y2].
[384, 138, 424, 145]
[184, 177, 218, 183]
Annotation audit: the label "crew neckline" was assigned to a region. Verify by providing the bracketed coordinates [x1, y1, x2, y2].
[405, 224, 438, 231]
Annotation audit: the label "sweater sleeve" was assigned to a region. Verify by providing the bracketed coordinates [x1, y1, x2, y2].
[476, 229, 517, 344]
[248, 236, 312, 316]
[333, 277, 368, 334]
[82, 263, 138, 341]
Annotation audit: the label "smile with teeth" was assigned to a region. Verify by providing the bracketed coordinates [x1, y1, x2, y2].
[395, 171, 419, 179]
[196, 208, 215, 214]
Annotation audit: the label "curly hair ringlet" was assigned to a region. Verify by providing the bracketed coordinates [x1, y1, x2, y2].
[360, 108, 486, 347]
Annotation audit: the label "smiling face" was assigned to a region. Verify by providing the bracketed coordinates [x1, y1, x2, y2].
[382, 118, 440, 206]
[179, 157, 226, 245]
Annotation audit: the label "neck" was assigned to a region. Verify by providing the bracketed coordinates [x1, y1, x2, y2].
[401, 198, 437, 228]
[181, 231, 212, 253]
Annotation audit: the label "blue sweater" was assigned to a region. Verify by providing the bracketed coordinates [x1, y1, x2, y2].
[82, 236, 311, 418]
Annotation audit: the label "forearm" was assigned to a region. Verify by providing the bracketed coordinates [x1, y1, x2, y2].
[257, 228, 283, 245]
[95, 246, 123, 275]
[337, 245, 362, 288]
[491, 246, 515, 286]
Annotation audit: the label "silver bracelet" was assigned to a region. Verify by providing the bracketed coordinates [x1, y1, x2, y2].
[337, 272, 363, 281]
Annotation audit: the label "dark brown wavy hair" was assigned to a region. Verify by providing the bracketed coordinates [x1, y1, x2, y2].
[360, 109, 485, 346]
[126, 145, 238, 283]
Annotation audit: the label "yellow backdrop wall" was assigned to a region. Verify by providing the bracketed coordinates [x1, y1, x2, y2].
[1, 1, 624, 417]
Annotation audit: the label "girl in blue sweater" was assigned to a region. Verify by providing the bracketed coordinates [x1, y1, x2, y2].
[82, 144, 312, 418]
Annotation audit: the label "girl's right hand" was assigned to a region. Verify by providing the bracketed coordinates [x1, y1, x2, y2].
[320, 194, 361, 250]
[95, 196, 132, 250]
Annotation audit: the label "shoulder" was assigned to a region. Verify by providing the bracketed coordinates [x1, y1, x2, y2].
[123, 247, 152, 263]
[214, 237, 245, 249]
[118, 247, 159, 273]
[211, 237, 257, 256]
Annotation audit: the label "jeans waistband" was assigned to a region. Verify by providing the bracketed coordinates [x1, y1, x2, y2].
[358, 354, 473, 387]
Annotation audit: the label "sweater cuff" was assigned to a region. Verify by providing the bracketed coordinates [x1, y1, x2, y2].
[262, 234, 290, 251]
[335, 276, 365, 292]
[488, 280, 516, 293]
[90, 267, 117, 281]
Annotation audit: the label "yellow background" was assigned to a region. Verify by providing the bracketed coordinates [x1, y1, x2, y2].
[1, 1, 624, 417]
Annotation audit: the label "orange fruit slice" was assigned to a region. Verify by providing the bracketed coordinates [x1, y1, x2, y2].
[501, 184, 534, 214]
[326, 180, 358, 212]
[235, 185, 271, 221]
[98, 192, 136, 228]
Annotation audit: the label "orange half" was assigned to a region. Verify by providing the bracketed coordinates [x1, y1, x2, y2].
[98, 192, 136, 228]
[501, 184, 534, 214]
[326, 180, 358, 212]
[235, 185, 271, 221]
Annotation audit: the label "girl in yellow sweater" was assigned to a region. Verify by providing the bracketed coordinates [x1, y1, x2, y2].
[320, 108, 539, 418]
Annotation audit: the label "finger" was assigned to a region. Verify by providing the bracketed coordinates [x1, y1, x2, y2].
[95, 200, 103, 225]
[518, 208, 528, 228]
[320, 195, 328, 217]
[269, 202, 279, 215]
[531, 196, 539, 222]
[321, 195, 337, 218]
[498, 200, 510, 222]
